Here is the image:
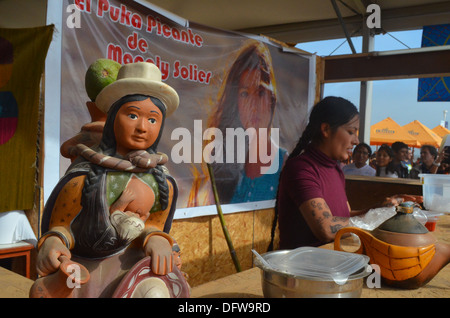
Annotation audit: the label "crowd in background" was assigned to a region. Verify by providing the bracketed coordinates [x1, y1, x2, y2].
[342, 141, 450, 178]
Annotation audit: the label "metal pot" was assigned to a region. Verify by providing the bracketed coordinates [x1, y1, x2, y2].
[255, 249, 370, 298]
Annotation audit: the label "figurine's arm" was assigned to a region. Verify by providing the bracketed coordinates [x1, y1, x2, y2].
[36, 175, 84, 276]
[110, 187, 135, 213]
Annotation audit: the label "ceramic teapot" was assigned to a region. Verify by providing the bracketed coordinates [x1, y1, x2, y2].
[334, 202, 450, 289]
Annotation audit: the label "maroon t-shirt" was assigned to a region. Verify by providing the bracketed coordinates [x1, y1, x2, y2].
[277, 145, 350, 249]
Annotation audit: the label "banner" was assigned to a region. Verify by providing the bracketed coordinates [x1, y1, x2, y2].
[60, 0, 313, 216]
[418, 24, 450, 101]
[0, 26, 54, 213]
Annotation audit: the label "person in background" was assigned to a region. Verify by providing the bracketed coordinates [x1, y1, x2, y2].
[439, 162, 450, 174]
[410, 145, 448, 178]
[375, 144, 398, 178]
[369, 152, 377, 169]
[342, 142, 375, 176]
[404, 148, 413, 174]
[391, 141, 410, 178]
[436, 147, 449, 174]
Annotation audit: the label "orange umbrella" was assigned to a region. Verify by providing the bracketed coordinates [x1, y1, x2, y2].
[432, 125, 450, 138]
[370, 117, 421, 147]
[403, 120, 442, 148]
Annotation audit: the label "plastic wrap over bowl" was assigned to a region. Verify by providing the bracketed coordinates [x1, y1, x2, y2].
[254, 247, 370, 298]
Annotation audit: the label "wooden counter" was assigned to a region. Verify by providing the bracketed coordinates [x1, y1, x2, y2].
[1, 215, 448, 298]
[191, 214, 450, 298]
[345, 175, 422, 210]
[0, 266, 33, 298]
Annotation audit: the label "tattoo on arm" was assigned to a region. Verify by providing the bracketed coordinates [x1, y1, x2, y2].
[311, 200, 326, 211]
[332, 216, 347, 223]
[304, 199, 349, 240]
[330, 223, 344, 234]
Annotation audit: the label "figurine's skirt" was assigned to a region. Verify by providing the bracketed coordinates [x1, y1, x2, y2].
[71, 247, 145, 298]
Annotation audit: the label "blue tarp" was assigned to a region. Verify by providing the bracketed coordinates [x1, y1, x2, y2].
[417, 24, 450, 102]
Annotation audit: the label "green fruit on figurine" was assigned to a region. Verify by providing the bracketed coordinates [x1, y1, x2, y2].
[85, 59, 121, 102]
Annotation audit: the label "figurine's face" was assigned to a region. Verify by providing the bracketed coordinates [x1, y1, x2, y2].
[237, 69, 273, 130]
[114, 98, 163, 156]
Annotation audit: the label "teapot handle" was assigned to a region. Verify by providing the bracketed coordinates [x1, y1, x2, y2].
[58, 255, 90, 285]
[334, 227, 367, 255]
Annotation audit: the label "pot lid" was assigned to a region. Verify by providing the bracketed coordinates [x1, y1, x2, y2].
[262, 247, 369, 285]
[377, 202, 429, 234]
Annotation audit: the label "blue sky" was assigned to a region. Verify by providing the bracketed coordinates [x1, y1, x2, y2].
[296, 29, 450, 130]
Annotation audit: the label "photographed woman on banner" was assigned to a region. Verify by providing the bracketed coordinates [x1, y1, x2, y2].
[188, 40, 288, 206]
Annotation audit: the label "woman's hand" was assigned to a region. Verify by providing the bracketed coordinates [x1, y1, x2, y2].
[144, 235, 173, 275]
[36, 236, 71, 277]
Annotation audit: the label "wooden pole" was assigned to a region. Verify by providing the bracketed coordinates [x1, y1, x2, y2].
[206, 163, 241, 273]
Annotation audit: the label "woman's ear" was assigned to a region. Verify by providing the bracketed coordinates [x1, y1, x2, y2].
[320, 122, 331, 139]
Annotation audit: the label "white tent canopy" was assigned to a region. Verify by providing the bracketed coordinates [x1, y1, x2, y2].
[2, 0, 450, 44]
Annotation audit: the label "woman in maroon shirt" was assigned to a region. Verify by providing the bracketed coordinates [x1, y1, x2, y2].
[272, 97, 416, 250]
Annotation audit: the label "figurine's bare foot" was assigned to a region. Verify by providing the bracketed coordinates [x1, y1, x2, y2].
[124, 208, 150, 222]
[110, 188, 136, 214]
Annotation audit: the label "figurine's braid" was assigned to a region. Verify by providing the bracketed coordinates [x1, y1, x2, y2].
[82, 161, 105, 199]
[152, 165, 169, 211]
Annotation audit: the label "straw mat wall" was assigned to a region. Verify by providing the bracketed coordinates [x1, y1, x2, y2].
[171, 208, 278, 287]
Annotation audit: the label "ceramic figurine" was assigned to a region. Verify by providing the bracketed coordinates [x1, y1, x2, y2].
[335, 202, 450, 289]
[30, 62, 190, 298]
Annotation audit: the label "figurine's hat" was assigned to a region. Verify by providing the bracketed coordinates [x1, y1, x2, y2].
[95, 62, 179, 117]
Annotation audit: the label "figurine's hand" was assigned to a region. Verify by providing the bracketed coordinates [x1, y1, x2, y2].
[144, 235, 173, 275]
[37, 236, 71, 277]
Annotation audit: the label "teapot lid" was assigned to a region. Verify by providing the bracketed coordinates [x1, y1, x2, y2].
[377, 202, 429, 234]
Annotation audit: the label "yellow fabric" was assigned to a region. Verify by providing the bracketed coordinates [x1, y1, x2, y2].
[403, 120, 442, 148]
[370, 117, 421, 148]
[431, 125, 450, 138]
[0, 25, 54, 212]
